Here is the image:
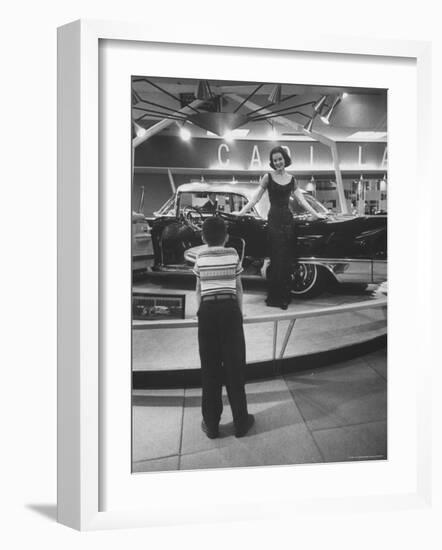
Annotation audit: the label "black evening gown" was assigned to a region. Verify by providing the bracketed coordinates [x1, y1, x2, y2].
[266, 174, 296, 305]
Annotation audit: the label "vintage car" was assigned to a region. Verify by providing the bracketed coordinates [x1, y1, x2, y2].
[132, 211, 153, 273]
[148, 181, 387, 297]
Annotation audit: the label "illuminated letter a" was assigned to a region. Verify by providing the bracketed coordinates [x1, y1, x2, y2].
[250, 145, 261, 169]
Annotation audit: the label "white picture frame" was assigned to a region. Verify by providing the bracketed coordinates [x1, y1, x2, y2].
[57, 19, 432, 531]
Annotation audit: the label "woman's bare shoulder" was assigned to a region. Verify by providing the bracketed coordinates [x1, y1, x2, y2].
[260, 173, 270, 188]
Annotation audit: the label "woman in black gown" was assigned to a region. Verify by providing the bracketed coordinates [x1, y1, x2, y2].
[236, 146, 324, 309]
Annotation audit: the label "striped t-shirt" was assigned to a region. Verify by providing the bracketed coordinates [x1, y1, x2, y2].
[193, 246, 243, 297]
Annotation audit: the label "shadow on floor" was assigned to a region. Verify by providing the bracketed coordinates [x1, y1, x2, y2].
[26, 504, 57, 522]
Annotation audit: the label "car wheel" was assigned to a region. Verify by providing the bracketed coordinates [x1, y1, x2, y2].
[290, 262, 326, 298]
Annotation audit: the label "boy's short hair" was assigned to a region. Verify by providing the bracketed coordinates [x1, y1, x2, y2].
[202, 216, 227, 246]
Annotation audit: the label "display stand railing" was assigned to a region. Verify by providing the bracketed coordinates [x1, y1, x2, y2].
[133, 297, 387, 362]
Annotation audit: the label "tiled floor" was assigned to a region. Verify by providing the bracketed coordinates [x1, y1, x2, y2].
[132, 347, 387, 473]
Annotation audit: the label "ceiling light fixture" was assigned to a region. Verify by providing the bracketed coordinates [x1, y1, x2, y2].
[320, 96, 342, 125]
[345, 131, 387, 141]
[223, 130, 235, 143]
[133, 121, 146, 138]
[177, 121, 191, 141]
[268, 84, 282, 104]
[313, 95, 327, 113]
[207, 129, 249, 139]
[267, 121, 278, 140]
[132, 78, 350, 138]
[195, 80, 212, 100]
[304, 116, 315, 133]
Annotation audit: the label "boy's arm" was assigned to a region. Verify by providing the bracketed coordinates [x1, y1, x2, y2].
[195, 278, 201, 308]
[193, 257, 201, 308]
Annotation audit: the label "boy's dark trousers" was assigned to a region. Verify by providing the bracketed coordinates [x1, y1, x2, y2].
[197, 298, 248, 431]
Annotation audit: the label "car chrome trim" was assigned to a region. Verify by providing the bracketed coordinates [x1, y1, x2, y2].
[151, 257, 388, 286]
[296, 257, 383, 284]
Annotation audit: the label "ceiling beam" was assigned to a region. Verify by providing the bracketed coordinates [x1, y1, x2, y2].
[132, 98, 205, 148]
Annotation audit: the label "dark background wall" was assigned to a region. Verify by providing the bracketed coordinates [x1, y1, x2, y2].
[133, 172, 190, 215]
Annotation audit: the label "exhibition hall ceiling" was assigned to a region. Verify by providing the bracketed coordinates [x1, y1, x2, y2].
[132, 77, 387, 142]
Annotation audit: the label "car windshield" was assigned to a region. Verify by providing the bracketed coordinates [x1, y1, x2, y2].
[155, 188, 329, 219]
[290, 193, 329, 215]
[154, 195, 176, 217]
[178, 192, 251, 214]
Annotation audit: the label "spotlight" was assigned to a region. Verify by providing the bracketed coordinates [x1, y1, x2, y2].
[304, 117, 315, 133]
[179, 126, 191, 141]
[133, 121, 146, 138]
[313, 95, 327, 113]
[223, 130, 235, 142]
[267, 121, 278, 140]
[320, 96, 341, 125]
[269, 127, 278, 140]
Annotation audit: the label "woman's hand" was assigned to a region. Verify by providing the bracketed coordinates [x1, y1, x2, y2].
[312, 212, 327, 220]
[304, 211, 327, 221]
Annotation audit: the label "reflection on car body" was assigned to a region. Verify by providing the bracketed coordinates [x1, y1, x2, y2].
[132, 211, 153, 272]
[149, 305, 170, 316]
[147, 180, 387, 297]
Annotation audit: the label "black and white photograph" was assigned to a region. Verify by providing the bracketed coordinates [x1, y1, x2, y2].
[131, 75, 388, 473]
[5, 0, 437, 541]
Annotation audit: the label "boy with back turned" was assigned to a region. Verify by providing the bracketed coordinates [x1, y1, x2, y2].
[193, 216, 254, 439]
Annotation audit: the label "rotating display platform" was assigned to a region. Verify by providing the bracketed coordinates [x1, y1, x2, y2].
[132, 277, 387, 388]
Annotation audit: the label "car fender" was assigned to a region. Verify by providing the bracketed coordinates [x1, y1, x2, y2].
[260, 256, 370, 285]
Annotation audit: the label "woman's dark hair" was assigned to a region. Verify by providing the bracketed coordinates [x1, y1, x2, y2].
[269, 146, 292, 169]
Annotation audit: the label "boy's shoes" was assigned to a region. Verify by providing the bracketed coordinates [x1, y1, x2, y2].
[235, 414, 255, 438]
[201, 420, 219, 439]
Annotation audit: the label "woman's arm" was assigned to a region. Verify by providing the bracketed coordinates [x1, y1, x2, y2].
[236, 174, 268, 215]
[293, 188, 326, 219]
